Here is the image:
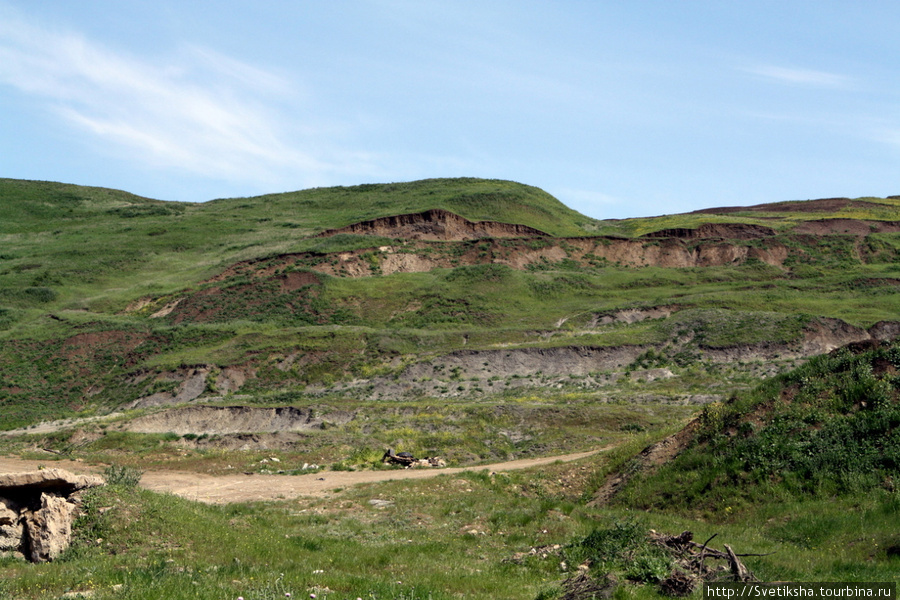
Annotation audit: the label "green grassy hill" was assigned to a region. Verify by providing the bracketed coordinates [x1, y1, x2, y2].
[0, 177, 595, 323]
[208, 177, 599, 236]
[1, 177, 899, 431]
[3, 177, 900, 598]
[615, 339, 900, 512]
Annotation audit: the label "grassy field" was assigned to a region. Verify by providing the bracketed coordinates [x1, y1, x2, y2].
[3, 438, 900, 599]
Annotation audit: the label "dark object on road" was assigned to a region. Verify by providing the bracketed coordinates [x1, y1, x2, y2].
[382, 448, 417, 466]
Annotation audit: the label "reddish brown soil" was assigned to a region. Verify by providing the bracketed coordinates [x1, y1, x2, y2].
[691, 197, 886, 214]
[280, 270, 320, 291]
[792, 219, 900, 236]
[58, 331, 147, 361]
[642, 223, 775, 240]
[316, 208, 550, 241]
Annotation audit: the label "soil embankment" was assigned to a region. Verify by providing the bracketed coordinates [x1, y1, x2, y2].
[316, 208, 550, 241]
[123, 406, 335, 435]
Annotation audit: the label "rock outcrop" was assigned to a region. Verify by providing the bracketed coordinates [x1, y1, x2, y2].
[0, 468, 104, 562]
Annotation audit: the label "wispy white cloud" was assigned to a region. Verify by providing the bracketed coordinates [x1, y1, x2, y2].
[743, 65, 852, 88]
[0, 8, 375, 189]
[859, 119, 900, 151]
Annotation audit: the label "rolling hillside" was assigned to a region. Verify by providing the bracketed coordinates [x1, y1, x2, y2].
[1, 177, 899, 434]
[607, 339, 900, 512]
[3, 176, 900, 599]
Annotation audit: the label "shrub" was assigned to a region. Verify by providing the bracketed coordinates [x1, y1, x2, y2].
[103, 464, 143, 488]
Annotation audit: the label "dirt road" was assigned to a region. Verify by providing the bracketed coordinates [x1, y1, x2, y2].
[0, 448, 604, 504]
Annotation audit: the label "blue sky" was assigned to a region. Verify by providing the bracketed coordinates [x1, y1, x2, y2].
[1, 1, 899, 219]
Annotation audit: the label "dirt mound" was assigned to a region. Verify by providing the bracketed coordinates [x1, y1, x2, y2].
[402, 345, 648, 381]
[641, 223, 775, 240]
[692, 197, 886, 215]
[801, 317, 874, 355]
[870, 321, 900, 341]
[791, 219, 900, 236]
[317, 208, 550, 241]
[590, 419, 700, 506]
[123, 405, 344, 435]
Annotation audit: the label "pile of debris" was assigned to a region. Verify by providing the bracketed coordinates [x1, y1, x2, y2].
[650, 529, 760, 594]
[381, 449, 446, 468]
[0, 468, 105, 562]
[545, 529, 762, 599]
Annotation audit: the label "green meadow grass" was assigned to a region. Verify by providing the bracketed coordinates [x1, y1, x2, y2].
[4, 436, 900, 599]
[7, 395, 698, 474]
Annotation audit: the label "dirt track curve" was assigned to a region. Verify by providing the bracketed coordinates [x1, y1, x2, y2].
[0, 448, 605, 504]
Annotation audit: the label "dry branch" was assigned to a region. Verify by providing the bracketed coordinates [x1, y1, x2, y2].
[650, 530, 760, 585]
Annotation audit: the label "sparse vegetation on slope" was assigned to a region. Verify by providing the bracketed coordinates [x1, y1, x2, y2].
[613, 340, 900, 513]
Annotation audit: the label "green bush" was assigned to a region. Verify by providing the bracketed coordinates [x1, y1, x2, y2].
[103, 464, 144, 488]
[564, 518, 646, 571]
[444, 263, 512, 283]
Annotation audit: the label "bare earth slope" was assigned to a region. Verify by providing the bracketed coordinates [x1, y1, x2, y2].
[316, 208, 551, 240]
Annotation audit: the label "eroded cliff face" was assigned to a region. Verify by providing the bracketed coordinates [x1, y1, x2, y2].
[306, 236, 790, 277]
[316, 208, 551, 241]
[641, 223, 776, 240]
[184, 208, 900, 286]
[185, 235, 790, 290]
[313, 209, 786, 268]
[791, 219, 900, 236]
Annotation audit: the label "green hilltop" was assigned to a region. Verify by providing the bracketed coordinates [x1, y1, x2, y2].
[0, 177, 596, 320]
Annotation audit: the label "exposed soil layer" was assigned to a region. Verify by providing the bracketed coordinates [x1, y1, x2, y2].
[402, 345, 648, 380]
[641, 223, 775, 240]
[108, 313, 898, 409]
[596, 306, 678, 325]
[196, 237, 792, 288]
[691, 197, 887, 214]
[791, 219, 900, 236]
[590, 418, 700, 506]
[175, 217, 900, 293]
[317, 208, 551, 240]
[340, 235, 792, 273]
[122, 405, 349, 435]
[871, 321, 900, 341]
[330, 317, 891, 400]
